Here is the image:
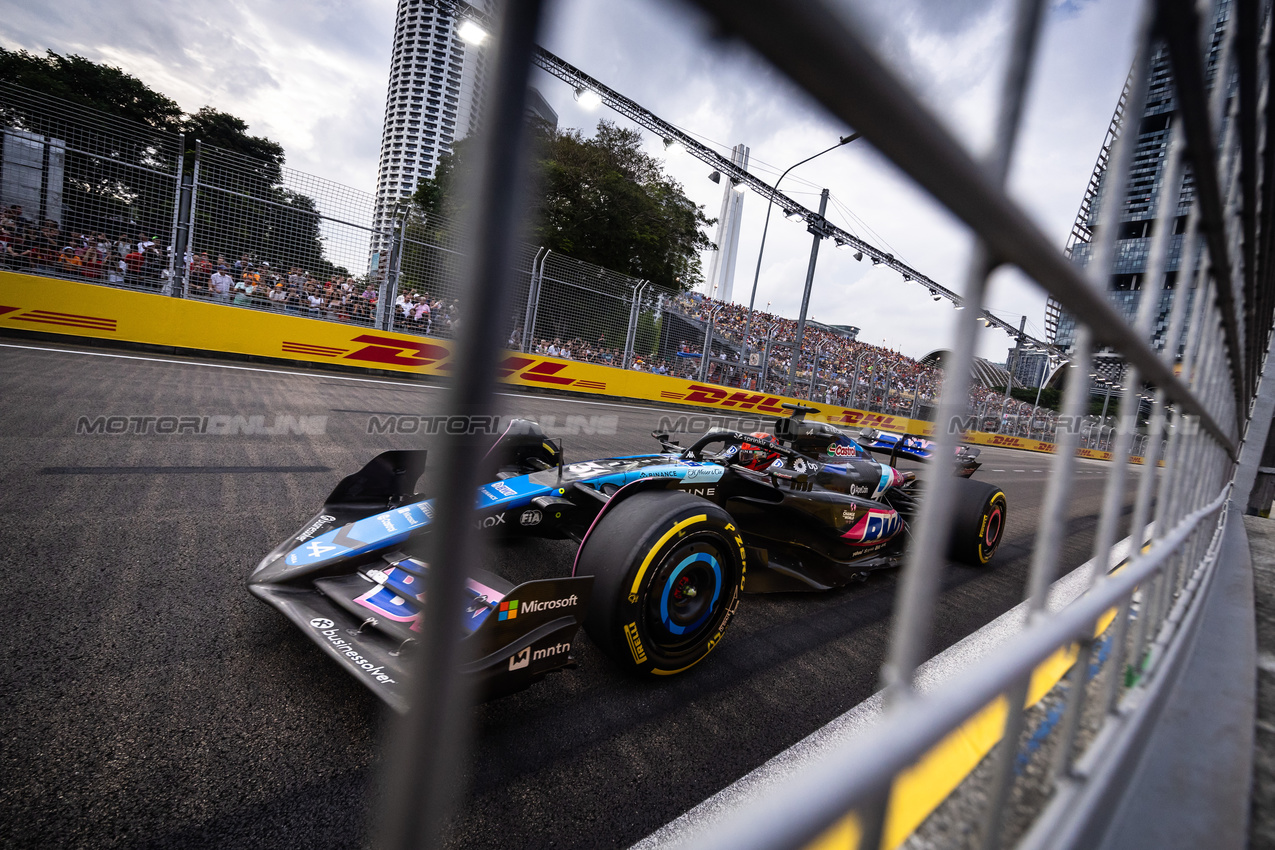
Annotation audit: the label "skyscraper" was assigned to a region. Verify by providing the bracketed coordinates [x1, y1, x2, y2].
[370, 0, 491, 269]
[1047, 2, 1230, 358]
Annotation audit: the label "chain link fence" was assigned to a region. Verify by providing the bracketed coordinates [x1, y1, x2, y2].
[0, 81, 182, 290]
[0, 79, 1088, 440]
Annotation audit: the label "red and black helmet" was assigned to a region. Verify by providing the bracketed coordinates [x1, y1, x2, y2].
[738, 432, 783, 470]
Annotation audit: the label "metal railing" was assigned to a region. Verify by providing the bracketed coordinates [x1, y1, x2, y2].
[655, 0, 1270, 849]
[369, 0, 1273, 844]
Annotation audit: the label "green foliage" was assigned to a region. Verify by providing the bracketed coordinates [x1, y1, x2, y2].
[412, 121, 714, 293]
[0, 48, 182, 130]
[2, 48, 345, 276]
[182, 107, 284, 176]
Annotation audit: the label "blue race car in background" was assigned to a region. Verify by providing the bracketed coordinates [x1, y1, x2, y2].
[249, 404, 1005, 711]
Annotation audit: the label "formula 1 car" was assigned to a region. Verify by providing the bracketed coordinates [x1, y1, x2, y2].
[248, 405, 1006, 711]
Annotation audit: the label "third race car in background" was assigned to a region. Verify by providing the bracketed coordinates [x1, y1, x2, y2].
[248, 404, 1006, 710]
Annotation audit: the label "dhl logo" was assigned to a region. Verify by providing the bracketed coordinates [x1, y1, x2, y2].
[0, 305, 117, 332]
[341, 334, 451, 368]
[660, 384, 790, 413]
[828, 409, 907, 429]
[282, 336, 610, 391]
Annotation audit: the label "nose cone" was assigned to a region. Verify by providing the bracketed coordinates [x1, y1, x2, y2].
[248, 538, 306, 588]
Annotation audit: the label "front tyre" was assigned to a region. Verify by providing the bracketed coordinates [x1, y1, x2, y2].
[580, 491, 745, 675]
[947, 478, 1008, 565]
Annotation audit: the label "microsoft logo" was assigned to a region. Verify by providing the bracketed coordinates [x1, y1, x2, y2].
[498, 599, 519, 621]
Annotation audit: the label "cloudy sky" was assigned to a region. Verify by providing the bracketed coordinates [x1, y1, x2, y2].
[2, 0, 1139, 360]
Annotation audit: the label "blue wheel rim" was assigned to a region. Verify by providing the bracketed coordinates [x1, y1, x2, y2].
[659, 551, 722, 635]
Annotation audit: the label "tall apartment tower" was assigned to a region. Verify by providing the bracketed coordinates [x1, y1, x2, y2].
[1047, 1, 1230, 357]
[704, 143, 749, 303]
[370, 0, 491, 270]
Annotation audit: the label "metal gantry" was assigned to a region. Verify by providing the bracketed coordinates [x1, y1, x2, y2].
[429, 0, 1067, 357]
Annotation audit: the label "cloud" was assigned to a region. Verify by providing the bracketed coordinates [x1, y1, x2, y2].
[3, 0, 1139, 361]
[0, 0, 395, 191]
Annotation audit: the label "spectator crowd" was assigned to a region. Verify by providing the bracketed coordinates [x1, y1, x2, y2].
[3, 206, 1025, 420]
[669, 292, 943, 414]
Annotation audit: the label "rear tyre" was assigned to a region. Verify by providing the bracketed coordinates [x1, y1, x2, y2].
[947, 478, 1007, 565]
[580, 491, 745, 675]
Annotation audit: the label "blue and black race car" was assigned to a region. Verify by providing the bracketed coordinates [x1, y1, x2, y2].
[248, 404, 1005, 711]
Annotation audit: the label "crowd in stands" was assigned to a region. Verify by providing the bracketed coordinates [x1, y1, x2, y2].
[1, 204, 172, 288]
[4, 207, 1039, 420]
[669, 292, 943, 413]
[187, 249, 464, 331]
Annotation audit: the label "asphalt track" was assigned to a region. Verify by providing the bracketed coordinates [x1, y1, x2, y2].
[0, 340, 1138, 850]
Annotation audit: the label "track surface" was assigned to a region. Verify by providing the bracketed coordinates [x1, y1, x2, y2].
[0, 342, 1138, 849]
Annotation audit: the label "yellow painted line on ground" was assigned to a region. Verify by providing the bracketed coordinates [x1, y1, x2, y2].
[806, 565, 1128, 850]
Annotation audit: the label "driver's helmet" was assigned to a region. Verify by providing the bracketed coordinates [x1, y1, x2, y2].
[739, 432, 782, 470]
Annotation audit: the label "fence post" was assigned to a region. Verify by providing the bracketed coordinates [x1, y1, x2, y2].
[387, 217, 408, 332]
[623, 281, 647, 368]
[521, 247, 545, 352]
[524, 249, 549, 352]
[374, 224, 392, 331]
[182, 141, 202, 298]
[165, 132, 186, 294]
[700, 306, 719, 383]
[808, 342, 824, 401]
[170, 142, 195, 298]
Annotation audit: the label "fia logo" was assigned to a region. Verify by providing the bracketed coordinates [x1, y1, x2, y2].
[509, 647, 530, 671]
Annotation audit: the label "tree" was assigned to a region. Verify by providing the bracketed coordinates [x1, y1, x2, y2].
[182, 107, 284, 180]
[411, 120, 714, 293]
[0, 49, 182, 131]
[1, 49, 345, 277]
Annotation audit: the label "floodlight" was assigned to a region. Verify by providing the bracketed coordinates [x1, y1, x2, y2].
[574, 88, 602, 109]
[457, 19, 488, 45]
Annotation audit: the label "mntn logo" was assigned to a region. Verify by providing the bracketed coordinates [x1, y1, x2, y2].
[508, 647, 530, 670]
[498, 599, 519, 620]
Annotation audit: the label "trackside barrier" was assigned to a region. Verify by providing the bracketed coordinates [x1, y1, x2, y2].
[648, 0, 1267, 849]
[0, 270, 1146, 464]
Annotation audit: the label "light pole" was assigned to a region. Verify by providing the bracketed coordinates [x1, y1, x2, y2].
[1031, 355, 1067, 440]
[786, 188, 831, 395]
[739, 133, 860, 371]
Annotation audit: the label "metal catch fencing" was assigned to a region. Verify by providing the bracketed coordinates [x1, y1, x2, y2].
[658, 0, 1272, 849]
[0, 80, 1003, 431]
[372, 0, 1274, 847]
[0, 77, 1174, 456]
[0, 80, 183, 290]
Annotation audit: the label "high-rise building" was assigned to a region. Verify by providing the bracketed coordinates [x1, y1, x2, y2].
[704, 144, 749, 303]
[370, 0, 492, 271]
[1047, 1, 1230, 358]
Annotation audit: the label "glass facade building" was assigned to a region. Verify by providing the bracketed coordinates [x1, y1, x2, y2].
[1051, 2, 1229, 356]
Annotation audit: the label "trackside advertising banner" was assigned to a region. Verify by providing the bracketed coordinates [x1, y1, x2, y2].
[0, 271, 1142, 463]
